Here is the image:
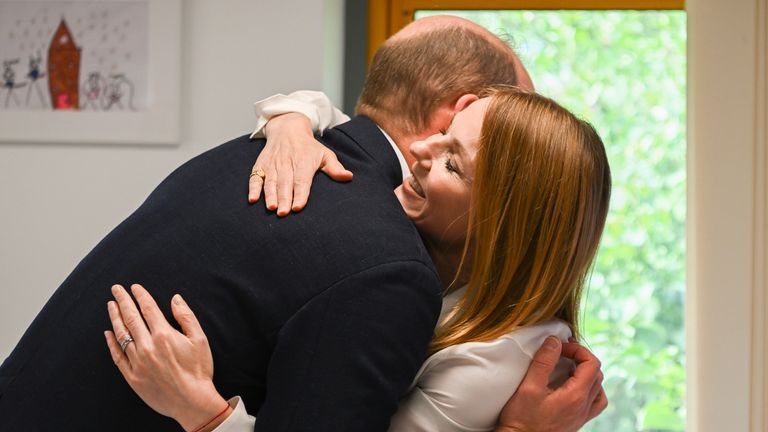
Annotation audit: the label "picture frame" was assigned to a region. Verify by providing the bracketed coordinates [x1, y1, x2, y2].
[0, 0, 181, 145]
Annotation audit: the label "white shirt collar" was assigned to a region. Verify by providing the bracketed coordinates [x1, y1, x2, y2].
[377, 126, 411, 179]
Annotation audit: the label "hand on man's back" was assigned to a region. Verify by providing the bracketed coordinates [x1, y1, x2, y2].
[495, 336, 607, 432]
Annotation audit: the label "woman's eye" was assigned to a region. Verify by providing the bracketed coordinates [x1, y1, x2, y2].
[445, 156, 459, 174]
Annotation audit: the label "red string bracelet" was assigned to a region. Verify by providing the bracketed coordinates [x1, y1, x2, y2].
[191, 402, 230, 432]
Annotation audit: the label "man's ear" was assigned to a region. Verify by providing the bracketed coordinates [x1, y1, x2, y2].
[426, 94, 480, 135]
[452, 94, 480, 113]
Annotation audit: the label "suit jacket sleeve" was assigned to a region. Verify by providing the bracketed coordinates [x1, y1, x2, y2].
[253, 260, 441, 431]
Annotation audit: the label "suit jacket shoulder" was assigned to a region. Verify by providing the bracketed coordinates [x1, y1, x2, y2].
[0, 117, 442, 432]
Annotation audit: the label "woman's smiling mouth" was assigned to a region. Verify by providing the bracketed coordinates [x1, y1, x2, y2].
[408, 176, 426, 198]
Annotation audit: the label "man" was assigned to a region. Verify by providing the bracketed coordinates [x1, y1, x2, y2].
[250, 15, 533, 216]
[0, 16, 603, 431]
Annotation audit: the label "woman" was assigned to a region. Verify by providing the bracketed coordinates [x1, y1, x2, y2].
[105, 87, 611, 431]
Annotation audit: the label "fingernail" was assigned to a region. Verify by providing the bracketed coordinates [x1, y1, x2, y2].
[544, 336, 560, 350]
[173, 294, 183, 305]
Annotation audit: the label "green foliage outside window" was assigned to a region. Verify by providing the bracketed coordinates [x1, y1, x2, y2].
[416, 10, 687, 431]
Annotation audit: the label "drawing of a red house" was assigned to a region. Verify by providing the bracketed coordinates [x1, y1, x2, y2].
[47, 19, 81, 110]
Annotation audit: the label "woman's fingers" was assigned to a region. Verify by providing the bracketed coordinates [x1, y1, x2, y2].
[131, 284, 173, 334]
[250, 112, 354, 215]
[104, 330, 132, 374]
[107, 299, 137, 361]
[248, 148, 274, 204]
[248, 162, 265, 204]
[319, 149, 353, 182]
[105, 284, 224, 428]
[171, 294, 205, 342]
[262, 166, 279, 211]
[290, 163, 313, 212]
[291, 149, 352, 213]
[111, 284, 151, 345]
[275, 159, 295, 217]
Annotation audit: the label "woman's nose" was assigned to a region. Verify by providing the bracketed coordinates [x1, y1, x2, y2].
[409, 139, 434, 170]
[410, 134, 443, 164]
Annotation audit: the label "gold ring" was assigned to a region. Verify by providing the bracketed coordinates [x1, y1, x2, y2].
[250, 169, 266, 180]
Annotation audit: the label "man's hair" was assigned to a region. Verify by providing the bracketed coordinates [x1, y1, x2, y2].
[356, 25, 519, 135]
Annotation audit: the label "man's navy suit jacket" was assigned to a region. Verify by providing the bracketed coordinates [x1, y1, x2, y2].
[0, 116, 443, 431]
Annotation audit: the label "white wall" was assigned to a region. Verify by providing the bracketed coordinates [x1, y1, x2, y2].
[0, 0, 345, 359]
[689, 0, 767, 430]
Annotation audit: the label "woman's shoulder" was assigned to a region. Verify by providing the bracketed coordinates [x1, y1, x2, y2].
[424, 319, 572, 367]
[494, 319, 572, 357]
[407, 320, 572, 430]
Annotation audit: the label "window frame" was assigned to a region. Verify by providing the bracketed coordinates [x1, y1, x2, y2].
[367, 0, 685, 62]
[364, 1, 768, 431]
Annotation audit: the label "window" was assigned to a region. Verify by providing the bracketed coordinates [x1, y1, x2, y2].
[370, 2, 688, 431]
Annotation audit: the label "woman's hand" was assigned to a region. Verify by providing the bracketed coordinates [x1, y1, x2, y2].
[249, 112, 353, 216]
[104, 284, 232, 432]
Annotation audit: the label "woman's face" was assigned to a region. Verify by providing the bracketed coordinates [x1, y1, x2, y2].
[395, 97, 491, 247]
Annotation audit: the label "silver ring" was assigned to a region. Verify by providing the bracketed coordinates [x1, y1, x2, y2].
[119, 334, 134, 353]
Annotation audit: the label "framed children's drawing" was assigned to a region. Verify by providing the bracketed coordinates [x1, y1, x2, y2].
[0, 0, 181, 144]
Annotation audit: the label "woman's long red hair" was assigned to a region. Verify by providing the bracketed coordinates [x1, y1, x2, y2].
[431, 88, 612, 354]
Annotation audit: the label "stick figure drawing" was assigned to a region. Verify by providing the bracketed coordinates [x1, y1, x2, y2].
[81, 71, 105, 110]
[2, 59, 28, 109]
[25, 53, 48, 108]
[102, 73, 134, 111]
